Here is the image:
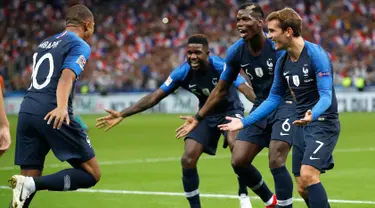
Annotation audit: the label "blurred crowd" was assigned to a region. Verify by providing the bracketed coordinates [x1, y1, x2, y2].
[1, 0, 375, 94]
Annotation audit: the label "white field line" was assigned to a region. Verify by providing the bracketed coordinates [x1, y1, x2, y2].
[0, 186, 374, 205]
[0, 147, 374, 171]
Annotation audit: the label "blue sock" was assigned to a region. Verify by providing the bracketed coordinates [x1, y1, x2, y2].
[34, 168, 97, 191]
[233, 164, 273, 202]
[307, 182, 329, 208]
[271, 166, 293, 207]
[182, 168, 201, 208]
[237, 176, 248, 196]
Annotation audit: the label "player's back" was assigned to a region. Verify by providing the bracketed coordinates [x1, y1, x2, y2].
[19, 31, 90, 116]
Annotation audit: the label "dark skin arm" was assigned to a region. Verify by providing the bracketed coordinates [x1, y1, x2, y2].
[96, 88, 169, 131]
[176, 64, 242, 138]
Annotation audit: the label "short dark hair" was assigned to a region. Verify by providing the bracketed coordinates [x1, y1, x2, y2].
[188, 34, 209, 48]
[238, 3, 264, 19]
[266, 7, 302, 37]
[66, 4, 93, 26]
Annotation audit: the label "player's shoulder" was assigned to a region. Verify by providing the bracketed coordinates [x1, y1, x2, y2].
[226, 38, 245, 58]
[209, 55, 225, 71]
[170, 61, 191, 80]
[304, 40, 327, 58]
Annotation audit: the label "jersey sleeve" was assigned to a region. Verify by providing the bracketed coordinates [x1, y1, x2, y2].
[211, 55, 246, 88]
[241, 55, 286, 127]
[233, 74, 246, 88]
[219, 42, 242, 84]
[62, 41, 91, 77]
[310, 46, 333, 120]
[159, 64, 188, 94]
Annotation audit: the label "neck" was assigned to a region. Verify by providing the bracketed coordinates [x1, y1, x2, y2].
[247, 32, 266, 55]
[287, 36, 304, 62]
[65, 26, 84, 39]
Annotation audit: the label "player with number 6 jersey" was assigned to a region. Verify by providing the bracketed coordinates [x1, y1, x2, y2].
[9, 5, 101, 208]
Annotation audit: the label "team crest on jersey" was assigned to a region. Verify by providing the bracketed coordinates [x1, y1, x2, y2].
[76, 55, 86, 70]
[292, 75, 300, 87]
[267, 58, 273, 74]
[303, 65, 309, 77]
[212, 78, 218, 86]
[255, 67, 263, 77]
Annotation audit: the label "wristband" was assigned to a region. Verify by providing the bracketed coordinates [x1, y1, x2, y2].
[194, 113, 203, 121]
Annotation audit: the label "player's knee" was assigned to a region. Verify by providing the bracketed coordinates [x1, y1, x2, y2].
[181, 154, 198, 168]
[300, 168, 320, 186]
[297, 184, 307, 196]
[92, 171, 101, 183]
[268, 154, 286, 169]
[231, 155, 248, 168]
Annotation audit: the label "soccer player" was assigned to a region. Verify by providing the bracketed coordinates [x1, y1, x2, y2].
[8, 4, 100, 208]
[176, 3, 294, 208]
[96, 34, 256, 208]
[219, 7, 340, 208]
[0, 88, 11, 157]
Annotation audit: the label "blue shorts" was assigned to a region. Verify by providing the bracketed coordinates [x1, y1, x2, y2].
[15, 113, 95, 170]
[292, 120, 340, 176]
[237, 101, 295, 148]
[185, 111, 244, 155]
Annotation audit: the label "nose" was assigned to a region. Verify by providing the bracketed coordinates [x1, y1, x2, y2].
[190, 53, 197, 59]
[267, 33, 272, 39]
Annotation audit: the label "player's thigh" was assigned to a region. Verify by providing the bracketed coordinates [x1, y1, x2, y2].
[302, 121, 340, 173]
[292, 126, 305, 177]
[236, 118, 271, 148]
[232, 125, 265, 166]
[185, 117, 221, 156]
[15, 113, 50, 170]
[270, 107, 295, 147]
[41, 117, 96, 165]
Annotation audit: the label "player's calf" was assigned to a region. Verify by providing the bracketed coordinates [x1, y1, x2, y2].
[181, 139, 204, 208]
[301, 165, 329, 208]
[269, 141, 293, 208]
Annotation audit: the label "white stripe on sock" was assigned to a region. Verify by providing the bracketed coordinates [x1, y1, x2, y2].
[278, 198, 293, 206]
[185, 189, 199, 198]
[250, 178, 264, 191]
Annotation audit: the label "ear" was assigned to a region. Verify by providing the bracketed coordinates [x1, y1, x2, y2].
[206, 50, 210, 56]
[286, 27, 293, 37]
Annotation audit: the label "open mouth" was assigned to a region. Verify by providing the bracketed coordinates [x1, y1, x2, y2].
[190, 61, 200, 68]
[238, 29, 247, 38]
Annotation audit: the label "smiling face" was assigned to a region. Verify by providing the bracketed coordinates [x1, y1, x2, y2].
[236, 8, 263, 40]
[186, 43, 209, 70]
[267, 19, 291, 50]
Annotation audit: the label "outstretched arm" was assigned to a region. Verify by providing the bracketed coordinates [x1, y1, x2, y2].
[120, 89, 168, 118]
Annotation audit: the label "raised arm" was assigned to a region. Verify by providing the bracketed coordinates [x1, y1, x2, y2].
[97, 65, 185, 131]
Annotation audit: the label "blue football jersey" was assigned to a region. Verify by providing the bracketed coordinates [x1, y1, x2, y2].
[241, 40, 338, 127]
[160, 55, 245, 115]
[19, 31, 91, 116]
[281, 41, 338, 120]
[220, 37, 292, 106]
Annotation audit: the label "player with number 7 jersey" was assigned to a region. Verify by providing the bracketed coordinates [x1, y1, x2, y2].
[9, 5, 100, 208]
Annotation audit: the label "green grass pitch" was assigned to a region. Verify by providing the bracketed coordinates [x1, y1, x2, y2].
[0, 113, 374, 207]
